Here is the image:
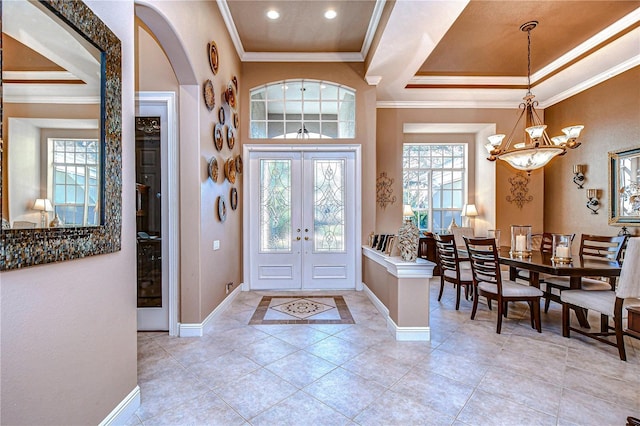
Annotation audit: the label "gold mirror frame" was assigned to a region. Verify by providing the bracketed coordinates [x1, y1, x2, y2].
[608, 146, 640, 227]
[1, 0, 122, 270]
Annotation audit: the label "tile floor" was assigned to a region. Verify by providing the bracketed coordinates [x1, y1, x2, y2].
[128, 281, 640, 425]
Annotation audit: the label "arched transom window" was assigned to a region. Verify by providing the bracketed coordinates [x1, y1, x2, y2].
[250, 79, 356, 139]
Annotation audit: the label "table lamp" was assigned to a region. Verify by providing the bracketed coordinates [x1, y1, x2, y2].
[461, 204, 478, 227]
[33, 198, 53, 228]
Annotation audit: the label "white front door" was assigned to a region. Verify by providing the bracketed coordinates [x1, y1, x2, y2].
[248, 149, 356, 290]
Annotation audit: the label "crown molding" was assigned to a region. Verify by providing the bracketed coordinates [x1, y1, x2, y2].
[241, 51, 364, 62]
[217, 0, 246, 60]
[360, 0, 386, 59]
[408, 75, 526, 86]
[377, 100, 519, 109]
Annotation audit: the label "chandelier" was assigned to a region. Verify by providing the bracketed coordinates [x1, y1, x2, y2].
[485, 21, 583, 173]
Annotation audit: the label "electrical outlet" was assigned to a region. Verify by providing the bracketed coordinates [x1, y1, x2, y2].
[213, 240, 220, 250]
[226, 282, 233, 294]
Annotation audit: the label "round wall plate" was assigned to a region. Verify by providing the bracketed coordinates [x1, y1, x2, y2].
[217, 196, 227, 222]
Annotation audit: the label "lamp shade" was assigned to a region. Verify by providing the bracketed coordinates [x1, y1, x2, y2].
[461, 204, 478, 217]
[403, 204, 415, 218]
[33, 198, 53, 212]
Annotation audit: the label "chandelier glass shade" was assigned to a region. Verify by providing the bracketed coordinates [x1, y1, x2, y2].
[486, 21, 583, 172]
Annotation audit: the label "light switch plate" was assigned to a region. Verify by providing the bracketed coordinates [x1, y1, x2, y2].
[213, 240, 220, 250]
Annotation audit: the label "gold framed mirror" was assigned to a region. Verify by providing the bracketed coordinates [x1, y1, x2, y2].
[608, 146, 640, 227]
[1, 0, 122, 270]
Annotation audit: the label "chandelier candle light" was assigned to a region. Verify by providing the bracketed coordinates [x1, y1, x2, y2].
[485, 21, 583, 173]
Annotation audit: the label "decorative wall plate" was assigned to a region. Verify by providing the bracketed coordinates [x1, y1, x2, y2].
[226, 82, 237, 110]
[208, 157, 218, 182]
[203, 79, 215, 111]
[217, 196, 227, 222]
[208, 41, 219, 75]
[230, 187, 238, 210]
[235, 155, 243, 174]
[232, 75, 238, 90]
[225, 158, 237, 184]
[218, 106, 225, 125]
[214, 123, 224, 151]
[233, 112, 239, 129]
[227, 127, 236, 149]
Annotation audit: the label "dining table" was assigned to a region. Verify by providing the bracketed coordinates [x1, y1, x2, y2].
[496, 246, 623, 327]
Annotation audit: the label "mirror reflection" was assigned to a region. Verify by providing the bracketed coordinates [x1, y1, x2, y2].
[609, 146, 640, 226]
[2, 0, 102, 229]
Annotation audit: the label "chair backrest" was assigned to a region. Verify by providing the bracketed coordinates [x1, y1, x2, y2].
[435, 234, 462, 278]
[616, 237, 640, 299]
[463, 236, 502, 292]
[452, 227, 474, 247]
[579, 234, 627, 261]
[12, 221, 36, 229]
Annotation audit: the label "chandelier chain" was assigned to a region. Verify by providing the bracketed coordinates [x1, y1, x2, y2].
[526, 27, 532, 93]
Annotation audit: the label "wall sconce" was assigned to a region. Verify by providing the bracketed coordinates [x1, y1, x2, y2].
[586, 189, 600, 214]
[573, 164, 585, 189]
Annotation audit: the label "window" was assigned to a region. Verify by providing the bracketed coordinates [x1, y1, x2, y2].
[250, 79, 355, 139]
[403, 144, 466, 234]
[50, 138, 100, 226]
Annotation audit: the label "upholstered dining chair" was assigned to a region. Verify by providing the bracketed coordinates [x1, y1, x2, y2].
[561, 237, 640, 361]
[464, 236, 543, 334]
[435, 234, 473, 310]
[543, 234, 627, 312]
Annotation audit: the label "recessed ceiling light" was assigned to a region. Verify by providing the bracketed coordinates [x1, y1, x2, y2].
[266, 10, 280, 20]
[324, 9, 337, 19]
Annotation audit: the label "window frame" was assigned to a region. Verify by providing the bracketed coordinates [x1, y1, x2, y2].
[249, 79, 356, 139]
[402, 143, 468, 234]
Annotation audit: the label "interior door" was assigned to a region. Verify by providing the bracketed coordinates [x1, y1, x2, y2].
[135, 101, 169, 331]
[248, 150, 355, 290]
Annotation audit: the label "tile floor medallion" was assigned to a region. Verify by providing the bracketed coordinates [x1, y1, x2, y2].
[249, 296, 355, 325]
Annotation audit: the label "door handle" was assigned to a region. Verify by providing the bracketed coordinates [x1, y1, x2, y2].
[305, 228, 309, 232]
[296, 236, 301, 241]
[297, 228, 301, 233]
[305, 236, 310, 241]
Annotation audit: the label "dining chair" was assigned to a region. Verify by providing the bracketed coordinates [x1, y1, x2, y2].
[561, 237, 640, 361]
[543, 234, 627, 312]
[464, 236, 543, 334]
[435, 234, 473, 310]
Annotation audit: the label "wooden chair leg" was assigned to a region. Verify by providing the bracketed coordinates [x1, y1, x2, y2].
[503, 301, 508, 317]
[470, 287, 479, 320]
[496, 299, 503, 334]
[544, 296, 551, 313]
[533, 299, 541, 333]
[437, 276, 445, 301]
[614, 299, 627, 361]
[487, 299, 492, 310]
[528, 301, 535, 328]
[600, 314, 609, 333]
[562, 302, 570, 337]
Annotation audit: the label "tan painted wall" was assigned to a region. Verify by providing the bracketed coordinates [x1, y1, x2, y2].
[241, 62, 378, 244]
[135, 1, 243, 323]
[544, 66, 640, 238]
[1, 1, 138, 424]
[375, 108, 545, 239]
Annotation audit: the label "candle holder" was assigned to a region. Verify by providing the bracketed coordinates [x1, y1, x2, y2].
[573, 164, 585, 189]
[510, 225, 532, 257]
[551, 233, 573, 263]
[586, 188, 600, 214]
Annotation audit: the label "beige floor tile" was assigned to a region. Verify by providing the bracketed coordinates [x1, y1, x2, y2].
[214, 368, 298, 420]
[142, 391, 247, 425]
[304, 335, 369, 365]
[271, 325, 331, 349]
[302, 367, 387, 418]
[250, 390, 353, 426]
[264, 350, 337, 388]
[233, 335, 299, 366]
[414, 348, 490, 387]
[477, 367, 562, 416]
[188, 351, 261, 390]
[456, 389, 557, 426]
[341, 348, 414, 388]
[562, 366, 640, 409]
[390, 368, 475, 417]
[354, 389, 455, 425]
[557, 388, 640, 426]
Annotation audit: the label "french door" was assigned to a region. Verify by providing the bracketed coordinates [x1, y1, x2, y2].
[247, 149, 356, 290]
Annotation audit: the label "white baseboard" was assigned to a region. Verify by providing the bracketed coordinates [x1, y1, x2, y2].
[362, 283, 430, 341]
[99, 385, 140, 426]
[178, 284, 242, 337]
[362, 283, 389, 317]
[387, 317, 431, 341]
